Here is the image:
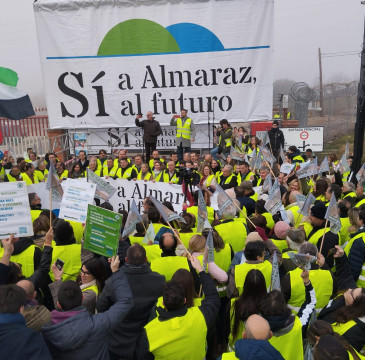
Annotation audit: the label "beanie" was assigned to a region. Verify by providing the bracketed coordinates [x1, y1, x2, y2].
[274, 221, 291, 239]
[310, 202, 327, 220]
[272, 120, 279, 126]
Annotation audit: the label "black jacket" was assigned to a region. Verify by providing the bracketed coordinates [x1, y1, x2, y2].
[135, 118, 162, 143]
[219, 174, 238, 190]
[136, 271, 220, 359]
[348, 228, 365, 282]
[96, 263, 165, 359]
[268, 128, 285, 151]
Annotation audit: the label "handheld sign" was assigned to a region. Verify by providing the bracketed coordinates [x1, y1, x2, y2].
[0, 182, 33, 238]
[84, 204, 122, 257]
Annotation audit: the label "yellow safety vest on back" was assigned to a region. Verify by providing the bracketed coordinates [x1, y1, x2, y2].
[344, 233, 365, 288]
[30, 209, 42, 223]
[286, 204, 302, 226]
[150, 256, 190, 281]
[339, 217, 351, 246]
[214, 244, 232, 273]
[155, 296, 202, 311]
[270, 239, 288, 253]
[298, 222, 313, 237]
[178, 232, 197, 249]
[262, 212, 275, 229]
[186, 206, 215, 226]
[145, 245, 163, 262]
[269, 316, 304, 360]
[145, 306, 206, 360]
[249, 192, 259, 202]
[288, 267, 333, 313]
[215, 221, 247, 253]
[176, 118, 192, 139]
[355, 198, 365, 208]
[332, 320, 357, 336]
[342, 192, 357, 200]
[49, 244, 81, 281]
[221, 353, 238, 360]
[234, 261, 272, 294]
[0, 245, 38, 278]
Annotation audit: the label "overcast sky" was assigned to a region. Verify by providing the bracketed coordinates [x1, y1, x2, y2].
[0, 0, 363, 107]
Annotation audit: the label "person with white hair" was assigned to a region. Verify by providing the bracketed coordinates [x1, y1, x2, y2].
[216, 165, 238, 190]
[341, 181, 356, 200]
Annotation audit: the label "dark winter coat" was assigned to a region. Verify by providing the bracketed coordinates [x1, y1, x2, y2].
[96, 263, 165, 359]
[135, 118, 162, 143]
[268, 128, 285, 151]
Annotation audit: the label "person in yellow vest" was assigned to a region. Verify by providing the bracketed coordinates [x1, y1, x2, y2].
[280, 228, 306, 274]
[158, 161, 179, 184]
[56, 162, 68, 181]
[34, 160, 49, 182]
[236, 162, 254, 186]
[177, 213, 197, 248]
[0, 230, 53, 289]
[28, 192, 43, 223]
[281, 242, 333, 315]
[259, 269, 316, 360]
[342, 182, 357, 200]
[148, 150, 165, 172]
[49, 219, 81, 282]
[355, 181, 365, 208]
[307, 202, 339, 269]
[136, 162, 153, 181]
[151, 160, 164, 182]
[211, 119, 233, 160]
[22, 163, 39, 185]
[186, 190, 215, 227]
[84, 158, 101, 177]
[103, 157, 118, 178]
[150, 233, 191, 281]
[235, 182, 257, 216]
[221, 314, 285, 360]
[170, 109, 195, 162]
[96, 149, 108, 170]
[137, 256, 220, 360]
[200, 163, 217, 193]
[169, 151, 180, 167]
[190, 151, 200, 165]
[68, 163, 85, 179]
[25, 151, 38, 165]
[284, 190, 302, 226]
[251, 166, 270, 188]
[113, 149, 131, 168]
[132, 154, 143, 175]
[4, 164, 22, 182]
[116, 158, 137, 180]
[46, 152, 58, 170]
[346, 207, 365, 288]
[287, 145, 305, 166]
[216, 165, 238, 190]
[317, 245, 365, 353]
[50, 257, 105, 314]
[214, 202, 248, 253]
[227, 235, 282, 298]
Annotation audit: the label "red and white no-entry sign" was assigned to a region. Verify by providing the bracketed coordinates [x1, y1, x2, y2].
[300, 131, 309, 140]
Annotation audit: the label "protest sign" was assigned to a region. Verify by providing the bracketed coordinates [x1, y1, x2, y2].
[87, 169, 117, 201]
[325, 193, 341, 234]
[197, 188, 211, 233]
[280, 163, 295, 174]
[264, 187, 282, 215]
[270, 252, 280, 291]
[203, 229, 215, 272]
[143, 222, 156, 244]
[296, 158, 318, 179]
[122, 200, 143, 239]
[84, 204, 122, 257]
[319, 156, 330, 173]
[59, 181, 96, 223]
[0, 182, 33, 238]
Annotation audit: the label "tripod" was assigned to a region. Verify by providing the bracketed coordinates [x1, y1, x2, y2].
[207, 102, 215, 151]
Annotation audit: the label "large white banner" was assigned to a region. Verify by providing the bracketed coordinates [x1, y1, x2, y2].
[34, 0, 274, 129]
[28, 178, 185, 214]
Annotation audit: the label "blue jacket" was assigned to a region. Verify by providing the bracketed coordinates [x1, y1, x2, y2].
[234, 339, 284, 360]
[41, 271, 133, 360]
[0, 313, 52, 360]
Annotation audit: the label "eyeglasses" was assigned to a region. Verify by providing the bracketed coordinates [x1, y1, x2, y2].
[349, 288, 356, 301]
[80, 269, 91, 276]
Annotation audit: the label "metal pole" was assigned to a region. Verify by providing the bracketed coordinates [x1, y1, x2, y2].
[353, 17, 365, 175]
[319, 48, 324, 117]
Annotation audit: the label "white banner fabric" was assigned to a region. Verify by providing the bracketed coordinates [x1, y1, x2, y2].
[0, 182, 33, 239]
[34, 0, 274, 129]
[281, 127, 324, 152]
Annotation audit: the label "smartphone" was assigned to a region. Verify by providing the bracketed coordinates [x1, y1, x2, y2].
[55, 258, 64, 270]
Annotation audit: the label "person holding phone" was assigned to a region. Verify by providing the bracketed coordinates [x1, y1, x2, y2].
[135, 111, 162, 162]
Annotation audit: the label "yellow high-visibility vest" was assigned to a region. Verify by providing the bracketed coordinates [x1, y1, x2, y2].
[176, 118, 192, 139]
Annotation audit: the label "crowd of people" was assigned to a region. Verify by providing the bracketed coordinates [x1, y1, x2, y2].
[0, 118, 365, 360]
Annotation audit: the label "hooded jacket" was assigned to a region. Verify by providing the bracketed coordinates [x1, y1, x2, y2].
[268, 127, 285, 151]
[233, 339, 284, 360]
[41, 271, 133, 360]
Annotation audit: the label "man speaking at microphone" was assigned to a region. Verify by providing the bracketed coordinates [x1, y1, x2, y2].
[135, 111, 163, 162]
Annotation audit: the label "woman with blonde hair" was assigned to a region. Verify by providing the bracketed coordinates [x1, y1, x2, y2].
[137, 162, 152, 181]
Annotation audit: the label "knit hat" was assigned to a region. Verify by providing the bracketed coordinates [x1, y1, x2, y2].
[241, 181, 253, 191]
[310, 202, 327, 220]
[286, 228, 305, 244]
[245, 231, 263, 245]
[274, 221, 291, 239]
[272, 120, 279, 126]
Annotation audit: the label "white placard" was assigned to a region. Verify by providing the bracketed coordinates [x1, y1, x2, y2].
[0, 182, 33, 238]
[281, 127, 324, 152]
[280, 163, 295, 174]
[59, 182, 96, 223]
[34, 0, 274, 129]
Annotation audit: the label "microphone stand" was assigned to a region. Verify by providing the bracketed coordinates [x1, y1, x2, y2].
[212, 102, 216, 147]
[207, 106, 211, 151]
